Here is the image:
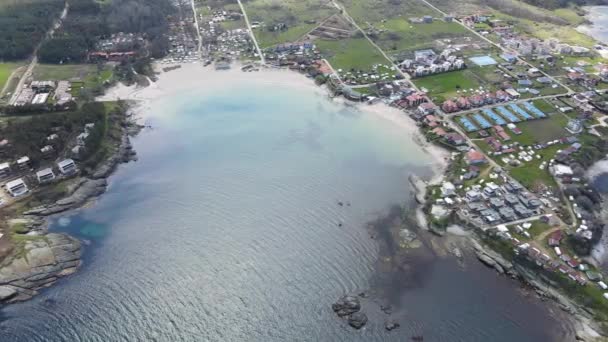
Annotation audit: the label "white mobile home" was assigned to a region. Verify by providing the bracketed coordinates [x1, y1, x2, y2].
[57, 159, 77, 175]
[36, 168, 56, 183]
[5, 178, 28, 197]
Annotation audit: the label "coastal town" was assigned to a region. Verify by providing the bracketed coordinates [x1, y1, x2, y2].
[1, 0, 608, 339]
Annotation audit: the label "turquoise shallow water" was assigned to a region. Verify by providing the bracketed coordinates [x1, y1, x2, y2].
[0, 81, 568, 341]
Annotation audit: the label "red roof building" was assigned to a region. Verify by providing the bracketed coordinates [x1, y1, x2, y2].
[548, 230, 563, 247]
[466, 149, 487, 165]
[442, 100, 459, 113]
[432, 127, 447, 136]
[457, 97, 471, 109]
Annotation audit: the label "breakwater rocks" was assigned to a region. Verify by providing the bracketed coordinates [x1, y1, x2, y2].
[0, 233, 81, 303]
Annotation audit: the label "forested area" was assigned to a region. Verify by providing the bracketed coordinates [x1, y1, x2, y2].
[38, 0, 176, 63]
[0, 0, 65, 60]
[0, 102, 107, 168]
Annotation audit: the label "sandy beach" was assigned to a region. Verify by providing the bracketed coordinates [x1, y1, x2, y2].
[98, 63, 450, 174]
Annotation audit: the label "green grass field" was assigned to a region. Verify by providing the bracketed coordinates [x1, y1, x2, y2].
[315, 38, 390, 71]
[413, 69, 486, 101]
[33, 64, 99, 81]
[32, 64, 113, 97]
[0, 62, 22, 91]
[254, 23, 316, 48]
[244, 0, 336, 47]
[509, 145, 561, 190]
[340, 0, 434, 23]
[374, 18, 474, 55]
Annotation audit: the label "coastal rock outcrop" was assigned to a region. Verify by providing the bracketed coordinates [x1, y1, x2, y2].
[332, 295, 361, 317]
[24, 179, 108, 216]
[471, 239, 513, 275]
[348, 312, 368, 329]
[332, 295, 368, 329]
[0, 233, 81, 303]
[385, 320, 400, 331]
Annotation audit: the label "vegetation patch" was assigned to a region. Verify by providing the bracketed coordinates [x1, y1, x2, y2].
[315, 38, 390, 71]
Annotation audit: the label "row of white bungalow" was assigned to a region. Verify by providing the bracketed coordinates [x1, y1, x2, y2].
[3, 159, 77, 198]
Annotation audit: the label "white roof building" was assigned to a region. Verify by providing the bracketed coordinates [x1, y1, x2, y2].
[36, 168, 56, 183]
[441, 182, 456, 197]
[5, 178, 28, 197]
[57, 159, 77, 175]
[552, 164, 573, 177]
[17, 156, 30, 165]
[0, 162, 9, 176]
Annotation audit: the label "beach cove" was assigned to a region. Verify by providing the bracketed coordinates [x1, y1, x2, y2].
[0, 65, 573, 341]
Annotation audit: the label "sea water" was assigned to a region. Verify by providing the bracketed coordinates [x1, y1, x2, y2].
[0, 81, 568, 341]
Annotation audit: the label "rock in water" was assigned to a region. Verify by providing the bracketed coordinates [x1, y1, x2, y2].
[385, 320, 400, 331]
[380, 304, 392, 314]
[332, 295, 361, 317]
[0, 286, 17, 301]
[348, 312, 368, 329]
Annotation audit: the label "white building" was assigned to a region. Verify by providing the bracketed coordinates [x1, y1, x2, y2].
[36, 168, 56, 183]
[5, 178, 28, 197]
[57, 159, 77, 175]
[0, 162, 9, 178]
[17, 156, 30, 170]
[552, 164, 573, 177]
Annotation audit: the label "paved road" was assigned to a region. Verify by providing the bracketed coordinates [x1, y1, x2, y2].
[8, 2, 69, 105]
[190, 0, 203, 58]
[237, 0, 265, 65]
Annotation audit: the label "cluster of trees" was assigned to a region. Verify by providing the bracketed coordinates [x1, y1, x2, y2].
[39, 0, 175, 63]
[0, 102, 107, 168]
[0, 0, 65, 60]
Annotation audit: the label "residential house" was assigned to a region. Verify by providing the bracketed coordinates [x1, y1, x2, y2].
[5, 178, 28, 197]
[36, 168, 56, 184]
[17, 156, 30, 170]
[446, 133, 466, 146]
[442, 100, 459, 113]
[432, 127, 447, 136]
[0, 162, 9, 179]
[457, 97, 471, 109]
[548, 230, 563, 247]
[466, 149, 486, 165]
[418, 102, 436, 115]
[57, 159, 77, 175]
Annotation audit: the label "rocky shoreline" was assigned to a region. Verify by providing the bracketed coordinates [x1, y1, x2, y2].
[0, 117, 139, 304]
[471, 238, 603, 341]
